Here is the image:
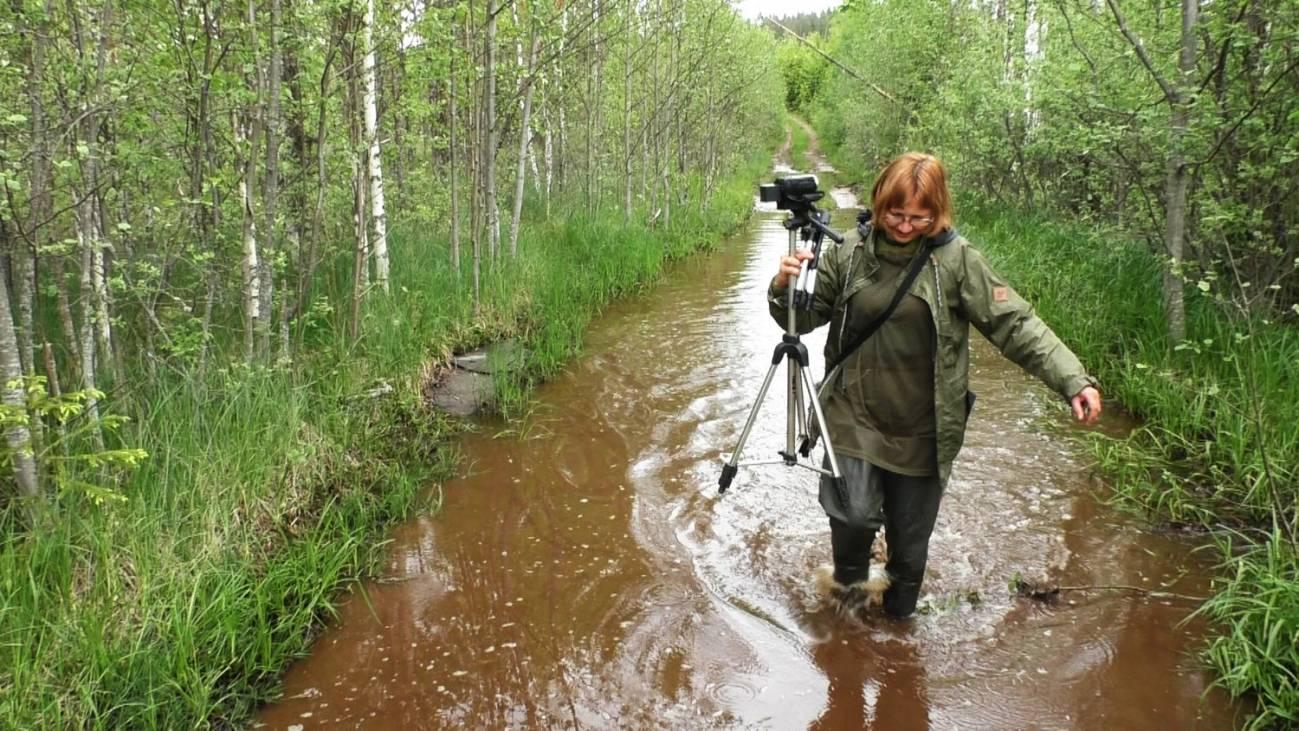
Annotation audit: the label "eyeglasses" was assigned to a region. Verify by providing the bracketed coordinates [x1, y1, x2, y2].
[883, 211, 935, 228]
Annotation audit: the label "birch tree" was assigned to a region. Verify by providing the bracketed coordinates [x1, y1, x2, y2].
[362, 0, 390, 292]
[0, 227, 39, 498]
[508, 27, 540, 258]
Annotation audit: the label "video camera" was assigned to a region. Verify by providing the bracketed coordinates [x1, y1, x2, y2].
[759, 174, 824, 211]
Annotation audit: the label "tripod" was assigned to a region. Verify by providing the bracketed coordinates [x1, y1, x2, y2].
[718, 195, 849, 505]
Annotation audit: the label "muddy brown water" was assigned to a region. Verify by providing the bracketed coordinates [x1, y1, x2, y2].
[258, 191, 1244, 729]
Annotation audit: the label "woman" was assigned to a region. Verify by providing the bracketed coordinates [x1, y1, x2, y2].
[769, 152, 1102, 619]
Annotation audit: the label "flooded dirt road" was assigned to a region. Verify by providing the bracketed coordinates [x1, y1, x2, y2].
[259, 184, 1243, 729]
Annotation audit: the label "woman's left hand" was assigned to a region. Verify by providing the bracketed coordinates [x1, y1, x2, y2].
[1071, 386, 1102, 426]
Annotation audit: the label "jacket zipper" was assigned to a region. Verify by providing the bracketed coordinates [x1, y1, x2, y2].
[930, 254, 943, 336]
[837, 244, 863, 352]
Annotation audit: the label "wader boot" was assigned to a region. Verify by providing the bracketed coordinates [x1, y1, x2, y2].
[818, 517, 889, 615]
[819, 456, 944, 619]
[878, 474, 943, 619]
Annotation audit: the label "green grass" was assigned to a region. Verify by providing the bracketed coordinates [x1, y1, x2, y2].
[1197, 531, 1299, 730]
[958, 199, 1299, 729]
[0, 148, 773, 727]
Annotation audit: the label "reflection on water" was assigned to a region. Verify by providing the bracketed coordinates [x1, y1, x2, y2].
[257, 202, 1243, 729]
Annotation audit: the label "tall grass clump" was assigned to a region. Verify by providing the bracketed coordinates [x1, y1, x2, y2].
[1196, 531, 1299, 730]
[0, 367, 455, 728]
[957, 198, 1299, 727]
[0, 144, 774, 727]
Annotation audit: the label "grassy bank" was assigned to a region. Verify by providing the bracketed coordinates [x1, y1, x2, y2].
[0, 151, 770, 727]
[958, 202, 1298, 729]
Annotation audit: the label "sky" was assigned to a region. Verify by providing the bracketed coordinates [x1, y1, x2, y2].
[733, 0, 844, 21]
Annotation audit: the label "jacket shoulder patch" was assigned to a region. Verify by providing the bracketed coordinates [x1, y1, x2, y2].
[993, 286, 1010, 303]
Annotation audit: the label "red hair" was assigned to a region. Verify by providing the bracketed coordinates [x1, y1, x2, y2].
[870, 152, 954, 233]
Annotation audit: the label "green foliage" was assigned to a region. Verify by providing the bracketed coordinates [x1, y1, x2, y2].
[804, 0, 1299, 320]
[776, 38, 829, 112]
[1197, 532, 1299, 730]
[0, 379, 146, 506]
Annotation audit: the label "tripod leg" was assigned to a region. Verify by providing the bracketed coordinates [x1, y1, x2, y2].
[800, 365, 848, 506]
[718, 360, 783, 493]
[785, 361, 800, 461]
[789, 363, 800, 444]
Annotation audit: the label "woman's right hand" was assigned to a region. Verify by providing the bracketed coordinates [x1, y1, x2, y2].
[773, 248, 815, 289]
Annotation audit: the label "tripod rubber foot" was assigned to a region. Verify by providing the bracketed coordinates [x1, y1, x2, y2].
[718, 464, 738, 494]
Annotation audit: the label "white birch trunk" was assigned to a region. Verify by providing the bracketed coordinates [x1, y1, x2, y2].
[449, 24, 461, 274]
[0, 263, 38, 498]
[623, 0, 633, 223]
[91, 207, 114, 378]
[76, 199, 103, 450]
[237, 113, 261, 363]
[262, 0, 284, 356]
[543, 117, 553, 201]
[509, 33, 540, 258]
[529, 132, 542, 195]
[484, 0, 500, 261]
[362, 0, 390, 292]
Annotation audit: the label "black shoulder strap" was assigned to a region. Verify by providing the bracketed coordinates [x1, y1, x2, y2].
[823, 226, 956, 377]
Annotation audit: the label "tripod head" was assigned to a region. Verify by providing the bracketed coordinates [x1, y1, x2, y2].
[760, 175, 844, 309]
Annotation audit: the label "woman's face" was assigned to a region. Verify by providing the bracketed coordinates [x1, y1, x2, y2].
[880, 195, 935, 244]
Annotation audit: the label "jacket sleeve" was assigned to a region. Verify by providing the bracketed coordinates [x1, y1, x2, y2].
[766, 239, 845, 335]
[957, 243, 1097, 399]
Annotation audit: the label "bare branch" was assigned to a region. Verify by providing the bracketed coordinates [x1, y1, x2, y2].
[1104, 0, 1178, 103]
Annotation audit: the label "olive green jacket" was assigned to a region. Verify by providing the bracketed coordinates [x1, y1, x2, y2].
[769, 227, 1096, 485]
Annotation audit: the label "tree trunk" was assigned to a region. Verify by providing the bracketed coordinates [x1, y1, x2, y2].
[76, 199, 103, 451]
[297, 34, 337, 321]
[261, 0, 284, 358]
[543, 106, 554, 216]
[350, 152, 369, 341]
[0, 241, 38, 499]
[622, 0, 633, 223]
[20, 0, 54, 382]
[555, 5, 568, 198]
[1106, 0, 1195, 344]
[509, 31, 540, 258]
[362, 0, 390, 292]
[195, 0, 223, 375]
[90, 208, 116, 382]
[237, 110, 261, 364]
[282, 0, 307, 361]
[484, 0, 500, 263]
[449, 22, 461, 273]
[51, 258, 78, 377]
[42, 342, 66, 453]
[1161, 0, 1197, 344]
